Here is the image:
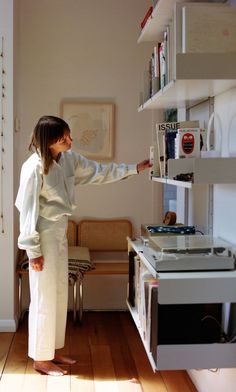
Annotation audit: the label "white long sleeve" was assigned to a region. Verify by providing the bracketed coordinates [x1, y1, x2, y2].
[15, 156, 43, 258]
[15, 150, 138, 258]
[73, 152, 138, 185]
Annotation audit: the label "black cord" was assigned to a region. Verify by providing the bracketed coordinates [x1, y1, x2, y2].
[201, 315, 229, 342]
[195, 230, 204, 235]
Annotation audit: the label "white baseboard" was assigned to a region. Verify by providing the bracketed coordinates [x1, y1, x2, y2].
[0, 318, 17, 332]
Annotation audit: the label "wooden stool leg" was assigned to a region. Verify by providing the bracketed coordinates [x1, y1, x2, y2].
[73, 280, 77, 324]
[78, 280, 83, 324]
[18, 273, 23, 322]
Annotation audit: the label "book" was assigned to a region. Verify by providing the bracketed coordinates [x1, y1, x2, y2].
[175, 128, 201, 159]
[141, 276, 157, 339]
[159, 41, 166, 89]
[149, 53, 156, 97]
[140, 6, 153, 29]
[146, 282, 158, 358]
[143, 69, 151, 102]
[154, 44, 161, 92]
[156, 127, 166, 178]
[134, 255, 141, 311]
[156, 121, 200, 166]
[128, 250, 136, 307]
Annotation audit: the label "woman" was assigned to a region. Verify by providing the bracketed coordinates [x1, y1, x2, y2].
[15, 115, 151, 376]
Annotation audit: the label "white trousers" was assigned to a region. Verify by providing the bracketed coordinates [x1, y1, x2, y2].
[28, 216, 68, 360]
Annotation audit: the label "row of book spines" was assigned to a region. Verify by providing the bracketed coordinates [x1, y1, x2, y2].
[145, 30, 170, 101]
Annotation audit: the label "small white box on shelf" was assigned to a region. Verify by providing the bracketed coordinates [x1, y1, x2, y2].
[149, 144, 159, 177]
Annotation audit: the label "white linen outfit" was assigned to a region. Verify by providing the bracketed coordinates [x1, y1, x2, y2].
[15, 150, 137, 360]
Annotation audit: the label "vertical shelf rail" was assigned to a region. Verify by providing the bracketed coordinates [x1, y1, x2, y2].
[0, 36, 5, 234]
[208, 97, 215, 235]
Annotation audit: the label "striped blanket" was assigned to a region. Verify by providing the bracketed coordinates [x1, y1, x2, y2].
[17, 246, 94, 284]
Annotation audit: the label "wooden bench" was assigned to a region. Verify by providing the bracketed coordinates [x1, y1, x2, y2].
[17, 218, 132, 325]
[74, 218, 132, 323]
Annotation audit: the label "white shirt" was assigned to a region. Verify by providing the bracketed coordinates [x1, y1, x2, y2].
[15, 150, 137, 258]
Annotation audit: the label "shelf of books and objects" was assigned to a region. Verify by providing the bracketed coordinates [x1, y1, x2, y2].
[126, 0, 236, 372]
[126, 236, 236, 371]
[139, 0, 236, 189]
[138, 0, 236, 111]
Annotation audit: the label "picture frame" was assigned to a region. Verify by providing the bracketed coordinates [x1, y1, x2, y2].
[60, 100, 115, 161]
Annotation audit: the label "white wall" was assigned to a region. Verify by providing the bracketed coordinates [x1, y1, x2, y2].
[13, 1, 162, 312]
[9, 2, 236, 389]
[0, 0, 16, 332]
[14, 0, 157, 233]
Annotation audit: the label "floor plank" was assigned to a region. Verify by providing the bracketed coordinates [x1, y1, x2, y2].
[21, 358, 47, 392]
[161, 371, 198, 392]
[120, 312, 168, 392]
[0, 319, 28, 392]
[0, 333, 14, 377]
[102, 313, 143, 392]
[69, 313, 95, 392]
[90, 344, 119, 392]
[0, 312, 197, 392]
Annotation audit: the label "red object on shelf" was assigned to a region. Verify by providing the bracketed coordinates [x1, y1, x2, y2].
[140, 6, 153, 29]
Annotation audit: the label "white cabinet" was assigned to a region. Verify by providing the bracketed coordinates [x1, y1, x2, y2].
[127, 238, 236, 371]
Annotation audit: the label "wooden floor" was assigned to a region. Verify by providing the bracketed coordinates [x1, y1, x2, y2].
[0, 311, 197, 392]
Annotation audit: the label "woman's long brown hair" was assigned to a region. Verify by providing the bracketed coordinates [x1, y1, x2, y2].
[29, 115, 70, 174]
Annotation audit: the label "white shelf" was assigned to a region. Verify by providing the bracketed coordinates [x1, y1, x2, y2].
[138, 0, 197, 43]
[155, 344, 236, 370]
[128, 295, 236, 370]
[151, 157, 236, 187]
[139, 78, 236, 110]
[158, 269, 236, 304]
[151, 176, 192, 188]
[168, 157, 236, 185]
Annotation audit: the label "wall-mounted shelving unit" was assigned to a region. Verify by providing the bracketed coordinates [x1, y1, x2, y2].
[130, 0, 236, 371]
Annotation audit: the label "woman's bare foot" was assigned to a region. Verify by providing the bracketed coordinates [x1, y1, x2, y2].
[53, 355, 77, 365]
[33, 360, 67, 376]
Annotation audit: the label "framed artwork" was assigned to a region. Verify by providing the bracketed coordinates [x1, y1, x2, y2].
[60, 100, 115, 161]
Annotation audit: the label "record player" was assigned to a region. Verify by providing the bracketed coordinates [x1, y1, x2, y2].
[142, 235, 235, 272]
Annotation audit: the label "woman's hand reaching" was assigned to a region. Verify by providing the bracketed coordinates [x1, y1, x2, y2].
[137, 159, 152, 173]
[30, 256, 44, 271]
